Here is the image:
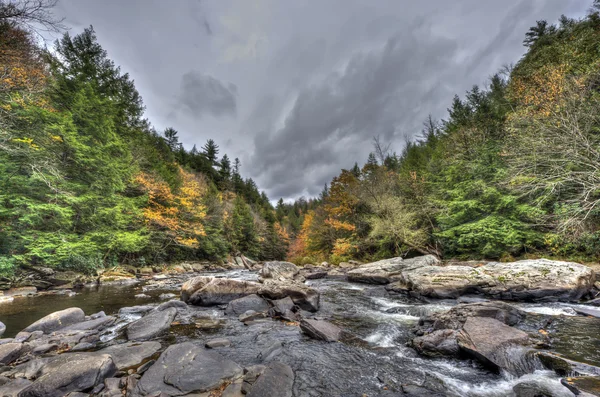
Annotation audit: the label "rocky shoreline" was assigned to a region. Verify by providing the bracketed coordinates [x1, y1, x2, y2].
[0, 257, 598, 396]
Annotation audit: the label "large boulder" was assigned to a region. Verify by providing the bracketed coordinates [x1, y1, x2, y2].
[457, 316, 529, 374]
[410, 329, 459, 358]
[225, 294, 270, 316]
[392, 259, 594, 302]
[134, 342, 242, 396]
[96, 341, 161, 370]
[347, 255, 439, 284]
[126, 308, 177, 341]
[300, 319, 342, 342]
[22, 308, 85, 333]
[17, 353, 116, 397]
[259, 261, 303, 282]
[259, 280, 320, 312]
[419, 301, 526, 331]
[181, 276, 261, 306]
[245, 362, 294, 397]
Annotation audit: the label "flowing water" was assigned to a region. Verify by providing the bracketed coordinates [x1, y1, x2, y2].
[0, 270, 598, 396]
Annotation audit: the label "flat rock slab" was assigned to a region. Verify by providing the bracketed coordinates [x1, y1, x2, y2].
[393, 258, 594, 302]
[573, 306, 600, 319]
[259, 261, 302, 282]
[347, 255, 440, 284]
[97, 341, 161, 370]
[205, 338, 231, 348]
[300, 319, 342, 342]
[135, 342, 242, 396]
[17, 353, 116, 397]
[181, 276, 261, 306]
[457, 316, 529, 374]
[246, 362, 294, 397]
[59, 316, 116, 332]
[259, 281, 320, 312]
[225, 294, 270, 316]
[0, 378, 33, 396]
[23, 308, 85, 333]
[126, 308, 177, 341]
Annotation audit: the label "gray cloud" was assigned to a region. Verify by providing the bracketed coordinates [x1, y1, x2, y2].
[250, 21, 460, 198]
[179, 71, 237, 118]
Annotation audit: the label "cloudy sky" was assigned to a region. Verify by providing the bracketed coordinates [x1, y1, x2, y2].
[55, 0, 589, 201]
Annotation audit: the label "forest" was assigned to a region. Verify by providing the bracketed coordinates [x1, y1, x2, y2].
[2, 1, 600, 277]
[0, 2, 289, 277]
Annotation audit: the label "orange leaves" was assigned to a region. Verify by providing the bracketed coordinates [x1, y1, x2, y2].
[509, 64, 585, 118]
[0, 25, 48, 97]
[332, 238, 356, 257]
[136, 167, 207, 247]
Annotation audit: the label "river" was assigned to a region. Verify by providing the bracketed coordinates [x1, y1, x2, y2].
[1, 270, 598, 396]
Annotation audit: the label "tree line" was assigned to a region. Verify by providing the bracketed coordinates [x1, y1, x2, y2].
[281, 2, 600, 265]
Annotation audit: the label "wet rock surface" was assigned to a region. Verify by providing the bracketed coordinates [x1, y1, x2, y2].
[134, 342, 242, 396]
[347, 255, 440, 284]
[300, 319, 342, 342]
[126, 307, 177, 341]
[391, 258, 595, 302]
[0, 263, 598, 397]
[23, 307, 85, 333]
[18, 353, 116, 397]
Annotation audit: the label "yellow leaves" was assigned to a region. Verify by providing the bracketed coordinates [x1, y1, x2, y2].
[136, 166, 208, 247]
[12, 137, 39, 150]
[51, 135, 63, 142]
[332, 238, 356, 257]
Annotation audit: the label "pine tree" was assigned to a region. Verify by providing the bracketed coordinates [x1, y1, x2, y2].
[202, 139, 219, 165]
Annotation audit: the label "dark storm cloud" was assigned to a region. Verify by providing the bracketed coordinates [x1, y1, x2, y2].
[251, 21, 459, 198]
[179, 71, 237, 118]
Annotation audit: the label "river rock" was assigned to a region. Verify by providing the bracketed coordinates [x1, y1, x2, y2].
[181, 276, 261, 306]
[346, 255, 440, 285]
[419, 301, 526, 331]
[573, 306, 600, 318]
[0, 343, 25, 365]
[300, 319, 341, 342]
[513, 380, 576, 397]
[392, 258, 594, 302]
[156, 300, 188, 311]
[126, 308, 177, 341]
[258, 261, 303, 282]
[118, 306, 154, 316]
[305, 271, 328, 280]
[0, 321, 5, 337]
[410, 329, 459, 358]
[457, 316, 529, 374]
[134, 342, 242, 396]
[23, 307, 85, 333]
[205, 338, 231, 348]
[0, 378, 33, 396]
[245, 362, 294, 397]
[259, 280, 320, 312]
[97, 341, 161, 370]
[239, 310, 266, 323]
[17, 353, 116, 397]
[225, 294, 270, 315]
[59, 316, 116, 332]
